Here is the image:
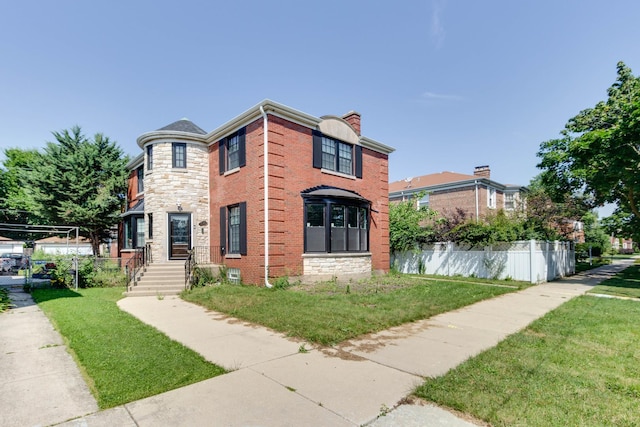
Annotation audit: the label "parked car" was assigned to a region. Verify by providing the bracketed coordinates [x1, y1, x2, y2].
[0, 253, 29, 272]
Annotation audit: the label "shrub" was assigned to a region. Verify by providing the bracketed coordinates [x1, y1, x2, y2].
[192, 266, 217, 287]
[271, 276, 291, 290]
[0, 288, 12, 312]
[49, 261, 72, 288]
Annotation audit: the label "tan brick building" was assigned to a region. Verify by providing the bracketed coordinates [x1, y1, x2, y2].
[389, 166, 527, 220]
[121, 100, 394, 285]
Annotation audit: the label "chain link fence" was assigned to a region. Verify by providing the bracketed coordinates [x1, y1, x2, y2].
[0, 256, 127, 289]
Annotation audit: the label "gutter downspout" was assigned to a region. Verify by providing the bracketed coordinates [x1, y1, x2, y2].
[474, 180, 479, 222]
[260, 106, 273, 288]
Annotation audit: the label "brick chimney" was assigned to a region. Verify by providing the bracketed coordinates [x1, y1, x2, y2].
[342, 111, 361, 135]
[474, 165, 491, 178]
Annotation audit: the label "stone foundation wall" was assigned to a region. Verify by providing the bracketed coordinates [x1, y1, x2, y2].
[302, 253, 372, 282]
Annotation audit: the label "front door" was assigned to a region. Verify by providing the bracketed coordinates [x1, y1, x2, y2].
[169, 213, 190, 259]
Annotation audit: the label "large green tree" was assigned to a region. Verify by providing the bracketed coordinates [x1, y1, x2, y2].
[537, 62, 640, 234]
[0, 149, 44, 244]
[29, 126, 128, 255]
[0, 148, 42, 226]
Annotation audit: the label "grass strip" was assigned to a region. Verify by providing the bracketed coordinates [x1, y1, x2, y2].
[415, 296, 640, 426]
[0, 287, 12, 312]
[183, 275, 525, 345]
[32, 287, 226, 409]
[588, 264, 640, 299]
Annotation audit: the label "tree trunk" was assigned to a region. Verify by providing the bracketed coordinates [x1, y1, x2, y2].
[89, 232, 101, 256]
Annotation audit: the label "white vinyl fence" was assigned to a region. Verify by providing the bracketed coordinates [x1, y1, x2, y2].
[391, 240, 575, 284]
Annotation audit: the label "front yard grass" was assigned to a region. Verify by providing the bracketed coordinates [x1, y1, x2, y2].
[32, 287, 226, 409]
[415, 280, 640, 425]
[182, 274, 530, 346]
[588, 263, 640, 299]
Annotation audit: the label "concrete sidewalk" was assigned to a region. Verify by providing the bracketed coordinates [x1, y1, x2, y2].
[1, 260, 633, 427]
[0, 285, 98, 427]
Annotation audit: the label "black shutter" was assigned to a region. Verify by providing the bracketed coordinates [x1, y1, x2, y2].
[219, 139, 226, 175]
[238, 127, 246, 168]
[312, 130, 323, 169]
[355, 145, 363, 178]
[239, 202, 247, 255]
[219, 206, 226, 254]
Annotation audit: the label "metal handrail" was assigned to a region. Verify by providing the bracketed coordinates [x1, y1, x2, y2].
[185, 249, 195, 290]
[125, 246, 146, 288]
[184, 246, 223, 290]
[190, 246, 224, 265]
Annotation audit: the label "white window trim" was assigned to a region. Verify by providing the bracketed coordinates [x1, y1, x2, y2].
[487, 187, 496, 209]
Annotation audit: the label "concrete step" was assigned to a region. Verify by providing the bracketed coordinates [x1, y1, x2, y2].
[135, 279, 183, 286]
[124, 288, 184, 297]
[126, 262, 186, 297]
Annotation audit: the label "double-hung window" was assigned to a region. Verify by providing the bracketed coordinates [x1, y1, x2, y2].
[219, 202, 247, 255]
[504, 193, 515, 210]
[321, 137, 352, 174]
[227, 134, 240, 170]
[172, 143, 186, 168]
[487, 187, 496, 208]
[219, 127, 246, 174]
[312, 131, 362, 178]
[228, 205, 240, 254]
[337, 142, 352, 174]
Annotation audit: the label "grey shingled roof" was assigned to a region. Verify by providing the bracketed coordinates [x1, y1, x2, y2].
[157, 118, 206, 135]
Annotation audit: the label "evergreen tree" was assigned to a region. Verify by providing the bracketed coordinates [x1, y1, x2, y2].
[29, 126, 128, 255]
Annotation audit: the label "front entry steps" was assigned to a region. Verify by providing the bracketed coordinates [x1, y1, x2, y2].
[125, 262, 185, 297]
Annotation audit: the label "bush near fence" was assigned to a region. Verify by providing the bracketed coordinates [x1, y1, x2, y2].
[31, 256, 127, 288]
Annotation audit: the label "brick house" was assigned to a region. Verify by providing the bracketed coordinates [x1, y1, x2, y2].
[388, 166, 527, 220]
[120, 100, 394, 285]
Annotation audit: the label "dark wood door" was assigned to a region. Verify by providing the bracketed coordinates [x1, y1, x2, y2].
[169, 213, 190, 259]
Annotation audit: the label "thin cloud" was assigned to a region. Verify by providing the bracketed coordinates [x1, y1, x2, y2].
[431, 0, 446, 49]
[422, 91, 464, 101]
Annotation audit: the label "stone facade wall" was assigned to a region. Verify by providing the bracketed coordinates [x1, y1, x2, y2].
[302, 253, 372, 281]
[144, 139, 209, 261]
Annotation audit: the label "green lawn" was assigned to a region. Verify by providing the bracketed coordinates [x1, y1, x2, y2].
[575, 259, 610, 273]
[32, 287, 226, 409]
[588, 264, 640, 299]
[182, 274, 529, 346]
[415, 296, 640, 425]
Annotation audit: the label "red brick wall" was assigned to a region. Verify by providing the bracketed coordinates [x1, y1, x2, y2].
[126, 168, 142, 209]
[429, 185, 505, 220]
[209, 114, 390, 285]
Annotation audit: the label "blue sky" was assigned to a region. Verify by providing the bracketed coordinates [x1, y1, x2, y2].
[1, 1, 639, 216]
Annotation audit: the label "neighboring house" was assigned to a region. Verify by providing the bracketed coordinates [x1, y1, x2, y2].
[0, 235, 25, 254]
[610, 235, 635, 254]
[120, 99, 395, 285]
[389, 166, 527, 220]
[559, 219, 585, 243]
[35, 236, 93, 255]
